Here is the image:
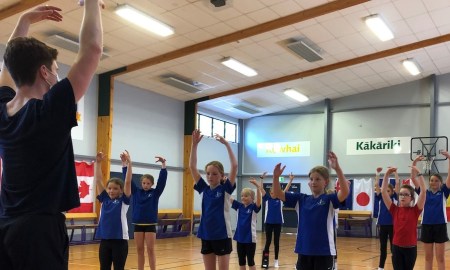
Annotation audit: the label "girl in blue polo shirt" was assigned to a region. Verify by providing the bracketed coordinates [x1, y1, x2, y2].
[411, 152, 450, 270]
[95, 151, 132, 270]
[272, 151, 349, 270]
[122, 155, 167, 270]
[189, 129, 237, 270]
[260, 172, 293, 268]
[374, 167, 399, 270]
[231, 178, 262, 270]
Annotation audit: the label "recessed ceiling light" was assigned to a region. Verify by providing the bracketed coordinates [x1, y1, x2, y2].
[115, 5, 174, 37]
[221, 57, 258, 77]
[284, 89, 309, 102]
[402, 58, 421, 76]
[365, 14, 394, 42]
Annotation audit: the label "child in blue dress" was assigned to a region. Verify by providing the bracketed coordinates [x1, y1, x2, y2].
[231, 178, 262, 270]
[272, 151, 349, 270]
[189, 129, 238, 270]
[95, 151, 132, 270]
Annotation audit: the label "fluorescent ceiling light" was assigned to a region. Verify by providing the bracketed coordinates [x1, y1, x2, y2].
[284, 89, 309, 102]
[221, 57, 257, 77]
[115, 5, 174, 37]
[365, 14, 393, 42]
[402, 58, 421, 76]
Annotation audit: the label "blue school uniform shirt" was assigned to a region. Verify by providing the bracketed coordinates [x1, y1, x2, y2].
[194, 177, 235, 240]
[123, 167, 167, 224]
[284, 192, 340, 256]
[417, 185, 450, 224]
[263, 193, 284, 224]
[232, 200, 261, 243]
[375, 193, 398, 225]
[95, 190, 130, 240]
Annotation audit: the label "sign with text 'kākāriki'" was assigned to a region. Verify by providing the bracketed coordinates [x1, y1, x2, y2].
[347, 137, 411, 155]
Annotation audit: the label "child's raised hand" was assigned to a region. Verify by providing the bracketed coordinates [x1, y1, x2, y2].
[413, 155, 425, 165]
[96, 152, 105, 163]
[386, 166, 397, 174]
[214, 133, 227, 144]
[273, 163, 286, 178]
[249, 177, 259, 187]
[327, 151, 340, 170]
[155, 156, 166, 163]
[260, 171, 267, 179]
[376, 167, 383, 173]
[289, 172, 294, 181]
[441, 150, 450, 159]
[192, 129, 203, 145]
[120, 150, 130, 164]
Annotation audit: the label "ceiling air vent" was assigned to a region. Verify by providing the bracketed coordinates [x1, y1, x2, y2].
[46, 34, 110, 59]
[233, 101, 261, 114]
[286, 39, 323, 62]
[161, 76, 207, 93]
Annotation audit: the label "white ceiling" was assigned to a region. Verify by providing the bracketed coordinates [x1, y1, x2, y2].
[2, 0, 450, 119]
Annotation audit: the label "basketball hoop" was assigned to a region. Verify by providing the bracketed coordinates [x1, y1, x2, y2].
[423, 156, 435, 175]
[411, 136, 448, 175]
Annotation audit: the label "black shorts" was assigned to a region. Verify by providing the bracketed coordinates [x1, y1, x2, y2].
[134, 224, 156, 233]
[296, 254, 334, 270]
[420, 223, 449, 243]
[0, 213, 68, 270]
[201, 238, 232, 255]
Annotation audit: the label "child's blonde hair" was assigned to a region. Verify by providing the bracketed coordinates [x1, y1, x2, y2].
[141, 174, 154, 185]
[106, 177, 124, 190]
[205, 161, 224, 176]
[241, 188, 255, 201]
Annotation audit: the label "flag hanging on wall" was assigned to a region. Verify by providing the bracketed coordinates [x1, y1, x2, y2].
[68, 160, 95, 213]
[352, 178, 373, 211]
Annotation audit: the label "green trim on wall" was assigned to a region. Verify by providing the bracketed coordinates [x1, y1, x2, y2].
[98, 67, 127, 116]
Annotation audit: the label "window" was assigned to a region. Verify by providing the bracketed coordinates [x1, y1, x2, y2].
[197, 113, 237, 143]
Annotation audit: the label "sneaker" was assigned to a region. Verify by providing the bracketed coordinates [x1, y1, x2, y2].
[274, 260, 279, 268]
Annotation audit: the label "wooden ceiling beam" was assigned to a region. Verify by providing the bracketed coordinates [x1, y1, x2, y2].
[121, 0, 369, 75]
[0, 0, 47, 21]
[210, 34, 450, 99]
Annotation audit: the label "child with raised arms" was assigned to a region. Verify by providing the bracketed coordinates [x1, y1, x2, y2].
[189, 129, 238, 270]
[95, 151, 132, 270]
[381, 166, 426, 270]
[122, 155, 167, 270]
[410, 151, 450, 270]
[231, 178, 262, 270]
[272, 151, 349, 270]
[260, 172, 293, 268]
[374, 167, 399, 270]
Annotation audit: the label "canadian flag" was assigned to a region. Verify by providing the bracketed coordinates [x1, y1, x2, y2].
[68, 161, 95, 213]
[352, 178, 373, 211]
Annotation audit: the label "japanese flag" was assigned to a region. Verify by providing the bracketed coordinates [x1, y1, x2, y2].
[68, 160, 95, 213]
[352, 178, 373, 211]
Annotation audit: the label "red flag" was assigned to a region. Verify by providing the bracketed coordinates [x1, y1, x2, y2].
[68, 161, 95, 213]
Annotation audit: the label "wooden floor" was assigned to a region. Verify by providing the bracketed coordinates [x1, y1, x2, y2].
[69, 233, 450, 269]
